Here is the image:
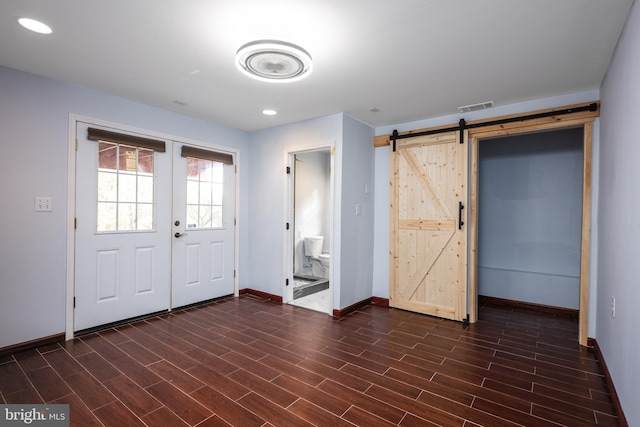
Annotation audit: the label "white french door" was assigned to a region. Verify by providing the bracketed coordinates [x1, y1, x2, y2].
[74, 122, 235, 331]
[170, 143, 236, 308]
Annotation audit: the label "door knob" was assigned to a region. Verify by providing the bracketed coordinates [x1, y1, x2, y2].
[174, 232, 187, 238]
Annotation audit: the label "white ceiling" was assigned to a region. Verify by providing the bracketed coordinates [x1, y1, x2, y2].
[0, 0, 633, 132]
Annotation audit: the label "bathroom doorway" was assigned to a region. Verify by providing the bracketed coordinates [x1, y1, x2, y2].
[285, 148, 333, 314]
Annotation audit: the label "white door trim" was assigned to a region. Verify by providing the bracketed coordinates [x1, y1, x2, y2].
[66, 114, 240, 340]
[283, 143, 335, 314]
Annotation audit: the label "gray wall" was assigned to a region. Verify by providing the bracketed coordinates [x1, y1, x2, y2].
[598, 0, 640, 423]
[478, 129, 584, 309]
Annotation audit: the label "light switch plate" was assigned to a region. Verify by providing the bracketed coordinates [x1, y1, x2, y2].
[35, 196, 52, 212]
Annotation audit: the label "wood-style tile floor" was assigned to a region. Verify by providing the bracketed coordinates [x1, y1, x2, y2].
[0, 295, 619, 426]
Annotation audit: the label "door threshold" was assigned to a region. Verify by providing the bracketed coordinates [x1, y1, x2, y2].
[74, 309, 169, 337]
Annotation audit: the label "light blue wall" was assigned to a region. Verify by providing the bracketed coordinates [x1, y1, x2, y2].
[478, 129, 584, 309]
[598, 0, 640, 424]
[339, 116, 375, 308]
[373, 89, 600, 335]
[0, 65, 250, 348]
[247, 114, 342, 300]
[247, 114, 375, 311]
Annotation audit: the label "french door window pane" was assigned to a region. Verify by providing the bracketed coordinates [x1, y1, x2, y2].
[200, 182, 212, 205]
[187, 181, 199, 205]
[98, 172, 117, 201]
[96, 142, 155, 232]
[97, 202, 117, 231]
[187, 205, 199, 228]
[137, 149, 153, 173]
[185, 156, 225, 229]
[118, 203, 136, 230]
[138, 176, 153, 203]
[137, 204, 153, 230]
[212, 183, 223, 205]
[118, 173, 137, 203]
[211, 206, 223, 228]
[211, 162, 223, 183]
[187, 157, 199, 178]
[98, 142, 117, 170]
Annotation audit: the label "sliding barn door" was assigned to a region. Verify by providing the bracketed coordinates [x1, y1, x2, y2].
[390, 131, 468, 321]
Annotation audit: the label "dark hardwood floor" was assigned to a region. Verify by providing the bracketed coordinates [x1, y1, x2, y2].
[0, 295, 619, 426]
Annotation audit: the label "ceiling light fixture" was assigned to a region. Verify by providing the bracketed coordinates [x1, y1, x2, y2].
[262, 109, 277, 116]
[17, 17, 52, 34]
[236, 40, 312, 82]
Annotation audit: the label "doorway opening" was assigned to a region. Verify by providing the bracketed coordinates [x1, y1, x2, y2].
[285, 148, 333, 314]
[476, 128, 584, 313]
[469, 119, 594, 346]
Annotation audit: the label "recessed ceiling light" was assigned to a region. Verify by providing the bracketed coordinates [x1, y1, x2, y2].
[18, 17, 52, 34]
[262, 109, 277, 116]
[236, 40, 312, 83]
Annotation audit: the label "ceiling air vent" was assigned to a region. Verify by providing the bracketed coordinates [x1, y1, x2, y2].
[457, 101, 494, 113]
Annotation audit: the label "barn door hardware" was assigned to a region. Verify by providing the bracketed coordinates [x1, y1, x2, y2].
[458, 202, 465, 229]
[388, 102, 597, 145]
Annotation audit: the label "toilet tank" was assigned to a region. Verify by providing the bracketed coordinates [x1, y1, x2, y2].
[304, 236, 324, 257]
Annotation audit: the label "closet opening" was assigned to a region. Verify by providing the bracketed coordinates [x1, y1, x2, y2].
[476, 128, 584, 314]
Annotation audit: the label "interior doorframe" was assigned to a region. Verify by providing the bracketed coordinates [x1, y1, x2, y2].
[283, 144, 335, 313]
[468, 117, 594, 346]
[66, 114, 241, 340]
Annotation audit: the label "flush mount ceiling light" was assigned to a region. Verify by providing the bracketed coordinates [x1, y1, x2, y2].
[236, 40, 312, 82]
[17, 17, 52, 34]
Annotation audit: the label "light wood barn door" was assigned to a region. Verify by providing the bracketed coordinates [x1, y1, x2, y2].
[390, 131, 468, 321]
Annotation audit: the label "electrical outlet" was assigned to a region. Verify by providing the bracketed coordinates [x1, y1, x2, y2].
[34, 196, 52, 212]
[355, 203, 362, 216]
[611, 296, 616, 318]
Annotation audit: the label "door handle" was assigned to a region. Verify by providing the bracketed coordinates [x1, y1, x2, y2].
[174, 232, 187, 238]
[458, 202, 465, 230]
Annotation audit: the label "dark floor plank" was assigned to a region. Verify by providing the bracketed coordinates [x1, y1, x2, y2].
[103, 374, 163, 417]
[2, 295, 619, 427]
[93, 400, 147, 427]
[146, 380, 212, 425]
[190, 386, 264, 427]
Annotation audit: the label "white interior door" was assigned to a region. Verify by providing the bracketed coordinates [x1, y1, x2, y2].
[75, 123, 236, 331]
[74, 122, 171, 331]
[170, 143, 236, 308]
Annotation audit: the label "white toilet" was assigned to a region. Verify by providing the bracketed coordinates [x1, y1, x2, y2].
[304, 236, 330, 279]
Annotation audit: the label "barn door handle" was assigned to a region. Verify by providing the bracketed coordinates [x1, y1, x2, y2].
[458, 202, 465, 230]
